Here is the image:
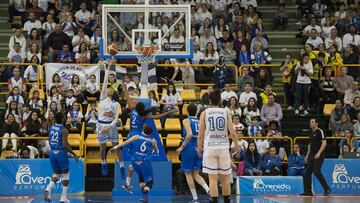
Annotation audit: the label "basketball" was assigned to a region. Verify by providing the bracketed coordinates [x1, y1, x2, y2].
[107, 43, 119, 56]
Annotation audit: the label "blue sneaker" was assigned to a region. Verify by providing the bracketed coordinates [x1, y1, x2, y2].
[140, 193, 148, 203]
[120, 167, 126, 180]
[101, 163, 108, 176]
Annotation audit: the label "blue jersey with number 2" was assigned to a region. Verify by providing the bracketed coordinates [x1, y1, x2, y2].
[130, 110, 146, 135]
[49, 124, 64, 150]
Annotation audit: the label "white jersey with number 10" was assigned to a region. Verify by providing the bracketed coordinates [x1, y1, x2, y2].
[204, 108, 229, 150]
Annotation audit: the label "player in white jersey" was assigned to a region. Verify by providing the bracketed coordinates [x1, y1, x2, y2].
[197, 89, 238, 203]
[97, 59, 125, 177]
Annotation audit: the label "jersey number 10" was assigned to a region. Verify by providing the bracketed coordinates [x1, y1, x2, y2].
[208, 116, 226, 131]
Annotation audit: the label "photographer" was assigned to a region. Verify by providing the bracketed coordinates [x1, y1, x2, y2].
[294, 53, 313, 116]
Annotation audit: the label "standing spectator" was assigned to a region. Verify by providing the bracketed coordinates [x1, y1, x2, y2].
[259, 94, 283, 128]
[23, 12, 42, 37]
[90, 26, 102, 63]
[343, 44, 360, 80]
[294, 53, 313, 116]
[243, 141, 262, 176]
[349, 97, 360, 122]
[62, 14, 78, 38]
[262, 146, 281, 176]
[8, 0, 27, 25]
[309, 52, 326, 112]
[9, 28, 26, 52]
[225, 96, 242, 117]
[57, 44, 74, 63]
[2, 113, 21, 151]
[319, 67, 337, 104]
[344, 82, 360, 107]
[221, 83, 237, 106]
[47, 23, 71, 62]
[26, 28, 43, 52]
[243, 97, 260, 126]
[239, 82, 257, 107]
[287, 143, 306, 176]
[280, 53, 296, 110]
[42, 14, 56, 41]
[325, 28, 342, 51]
[306, 29, 324, 49]
[335, 3, 350, 35]
[335, 66, 354, 99]
[8, 42, 26, 64]
[273, 3, 288, 30]
[74, 2, 91, 34]
[343, 24, 360, 48]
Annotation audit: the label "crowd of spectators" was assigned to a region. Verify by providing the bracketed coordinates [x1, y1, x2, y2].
[1, 0, 360, 177]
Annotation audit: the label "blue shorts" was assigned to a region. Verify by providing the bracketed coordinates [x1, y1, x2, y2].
[181, 145, 202, 172]
[124, 130, 142, 156]
[49, 150, 69, 174]
[132, 160, 153, 184]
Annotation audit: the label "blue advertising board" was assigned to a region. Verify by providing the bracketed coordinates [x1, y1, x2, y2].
[0, 159, 84, 196]
[237, 176, 303, 195]
[113, 161, 173, 196]
[313, 159, 360, 195]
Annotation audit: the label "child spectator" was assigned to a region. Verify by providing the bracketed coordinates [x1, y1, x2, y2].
[84, 74, 100, 100]
[38, 139, 50, 158]
[148, 90, 160, 114]
[273, 4, 288, 30]
[248, 117, 262, 137]
[49, 73, 64, 96]
[2, 113, 21, 151]
[225, 96, 242, 117]
[232, 114, 245, 133]
[18, 145, 39, 159]
[84, 102, 98, 132]
[287, 143, 306, 176]
[45, 101, 59, 120]
[243, 97, 260, 126]
[221, 83, 238, 106]
[262, 146, 281, 176]
[8, 67, 26, 94]
[231, 130, 248, 155]
[256, 130, 270, 156]
[66, 101, 83, 132]
[24, 56, 40, 91]
[338, 129, 359, 153]
[339, 144, 351, 159]
[21, 104, 32, 125]
[8, 42, 26, 64]
[47, 86, 62, 111]
[243, 141, 262, 176]
[267, 121, 287, 160]
[69, 74, 84, 102]
[29, 89, 43, 112]
[65, 89, 77, 112]
[5, 101, 22, 125]
[6, 86, 24, 109]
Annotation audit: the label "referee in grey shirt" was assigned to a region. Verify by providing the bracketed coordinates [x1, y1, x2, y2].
[301, 118, 331, 196]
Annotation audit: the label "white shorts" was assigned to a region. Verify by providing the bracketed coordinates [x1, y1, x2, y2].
[96, 122, 118, 144]
[202, 149, 231, 175]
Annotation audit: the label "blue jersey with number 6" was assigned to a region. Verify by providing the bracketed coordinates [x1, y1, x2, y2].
[182, 116, 199, 148]
[49, 124, 64, 150]
[131, 133, 154, 161]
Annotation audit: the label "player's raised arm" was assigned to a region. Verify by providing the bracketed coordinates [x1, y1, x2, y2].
[177, 119, 192, 152]
[111, 135, 139, 151]
[100, 59, 116, 101]
[152, 138, 159, 154]
[62, 128, 78, 160]
[144, 108, 178, 119]
[197, 111, 205, 157]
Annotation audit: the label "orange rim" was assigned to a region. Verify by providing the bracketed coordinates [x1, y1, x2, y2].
[135, 45, 160, 55]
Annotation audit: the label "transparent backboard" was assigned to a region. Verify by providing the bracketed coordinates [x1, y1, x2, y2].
[100, 4, 192, 59]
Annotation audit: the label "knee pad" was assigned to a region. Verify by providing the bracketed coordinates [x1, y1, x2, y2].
[62, 172, 70, 181]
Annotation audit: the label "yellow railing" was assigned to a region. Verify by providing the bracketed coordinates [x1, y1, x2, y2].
[294, 136, 350, 145]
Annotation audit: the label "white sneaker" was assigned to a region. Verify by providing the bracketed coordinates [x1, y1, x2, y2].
[299, 106, 304, 111]
[304, 109, 309, 116]
[295, 109, 299, 115]
[287, 106, 293, 110]
[60, 196, 70, 203]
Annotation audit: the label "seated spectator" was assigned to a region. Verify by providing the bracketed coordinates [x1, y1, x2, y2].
[8, 42, 26, 64]
[42, 14, 56, 41]
[243, 97, 260, 126]
[65, 89, 77, 112]
[232, 114, 245, 133]
[237, 44, 251, 67]
[45, 101, 59, 119]
[69, 74, 84, 103]
[333, 113, 354, 136]
[74, 3, 92, 34]
[335, 66, 355, 99]
[221, 83, 237, 106]
[225, 96, 242, 117]
[273, 4, 288, 30]
[26, 28, 42, 53]
[328, 45, 343, 67]
[329, 99, 347, 130]
[243, 141, 262, 176]
[2, 113, 20, 151]
[199, 27, 217, 52]
[197, 85, 213, 115]
[256, 131, 270, 155]
[49, 73, 64, 96]
[319, 67, 337, 104]
[262, 146, 281, 176]
[248, 116, 262, 137]
[8, 67, 26, 94]
[47, 86, 62, 111]
[325, 28, 343, 51]
[227, 2, 241, 23]
[85, 102, 98, 132]
[75, 42, 91, 63]
[56, 44, 74, 63]
[302, 17, 321, 39]
[287, 143, 306, 176]
[18, 145, 39, 159]
[8, 0, 26, 25]
[23, 12, 42, 37]
[148, 90, 160, 114]
[72, 28, 91, 53]
[24, 57, 40, 91]
[90, 26, 102, 63]
[239, 82, 257, 107]
[354, 112, 360, 136]
[250, 41, 271, 78]
[294, 53, 313, 116]
[344, 82, 360, 107]
[57, 2, 72, 23]
[29, 89, 43, 112]
[5, 101, 21, 125]
[21, 111, 43, 147]
[233, 31, 250, 55]
[311, 0, 327, 19]
[203, 42, 219, 64]
[191, 43, 204, 65]
[38, 139, 50, 158]
[198, 18, 213, 37]
[66, 101, 83, 132]
[197, 3, 212, 24]
[62, 14, 78, 39]
[84, 74, 100, 100]
[250, 31, 268, 52]
[237, 67, 254, 94]
[267, 121, 287, 160]
[219, 42, 236, 65]
[231, 130, 248, 156]
[217, 30, 234, 50]
[339, 144, 351, 159]
[321, 17, 336, 39]
[260, 84, 277, 104]
[21, 104, 31, 124]
[335, 3, 350, 35]
[349, 97, 360, 122]
[255, 68, 271, 92]
[27, 43, 42, 63]
[259, 94, 283, 128]
[6, 86, 24, 109]
[47, 23, 71, 62]
[338, 129, 360, 152]
[343, 24, 360, 49]
[170, 59, 195, 88]
[9, 28, 26, 52]
[343, 45, 360, 80]
[306, 29, 324, 49]
[160, 82, 183, 123]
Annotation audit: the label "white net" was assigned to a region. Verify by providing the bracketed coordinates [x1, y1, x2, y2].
[135, 45, 159, 64]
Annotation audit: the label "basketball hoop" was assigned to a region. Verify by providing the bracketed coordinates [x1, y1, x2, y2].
[135, 44, 160, 64]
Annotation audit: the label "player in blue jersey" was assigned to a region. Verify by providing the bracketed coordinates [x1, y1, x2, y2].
[122, 82, 177, 193]
[176, 104, 209, 203]
[110, 125, 158, 203]
[44, 112, 79, 203]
